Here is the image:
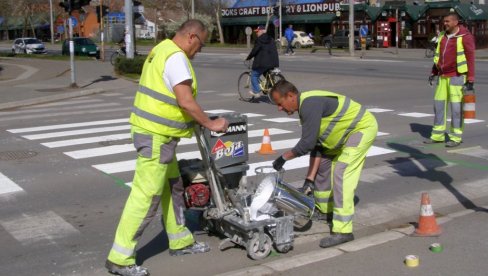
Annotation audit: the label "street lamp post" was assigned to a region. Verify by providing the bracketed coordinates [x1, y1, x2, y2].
[349, 0, 354, 57]
[49, 0, 54, 44]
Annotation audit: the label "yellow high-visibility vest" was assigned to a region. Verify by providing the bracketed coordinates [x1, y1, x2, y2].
[129, 39, 198, 138]
[433, 32, 468, 74]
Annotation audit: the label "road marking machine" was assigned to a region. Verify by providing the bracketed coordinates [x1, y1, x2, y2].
[179, 113, 315, 259]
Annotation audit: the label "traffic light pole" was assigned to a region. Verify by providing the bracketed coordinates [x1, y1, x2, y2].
[68, 16, 77, 87]
[100, 0, 105, 61]
[124, 0, 134, 59]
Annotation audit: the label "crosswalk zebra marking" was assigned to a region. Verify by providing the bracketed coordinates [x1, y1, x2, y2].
[0, 102, 120, 116]
[263, 117, 300, 123]
[0, 172, 23, 195]
[0, 211, 79, 245]
[0, 107, 130, 122]
[42, 133, 131, 148]
[21, 98, 103, 108]
[448, 146, 488, 160]
[22, 125, 131, 140]
[398, 112, 434, 118]
[377, 132, 389, 136]
[205, 109, 234, 114]
[446, 118, 485, 124]
[7, 118, 128, 134]
[367, 108, 394, 113]
[242, 113, 265, 118]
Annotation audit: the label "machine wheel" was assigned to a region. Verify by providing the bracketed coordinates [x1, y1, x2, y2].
[246, 232, 272, 260]
[237, 71, 253, 102]
[275, 243, 292, 253]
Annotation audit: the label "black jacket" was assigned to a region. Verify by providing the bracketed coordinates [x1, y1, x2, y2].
[246, 33, 279, 70]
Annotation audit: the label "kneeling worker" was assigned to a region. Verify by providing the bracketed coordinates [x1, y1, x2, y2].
[271, 80, 377, 248]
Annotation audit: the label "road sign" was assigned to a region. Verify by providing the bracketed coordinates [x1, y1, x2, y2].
[70, 16, 78, 27]
[360, 25, 368, 37]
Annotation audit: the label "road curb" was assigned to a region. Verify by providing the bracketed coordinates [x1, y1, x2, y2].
[0, 87, 106, 110]
[217, 207, 481, 276]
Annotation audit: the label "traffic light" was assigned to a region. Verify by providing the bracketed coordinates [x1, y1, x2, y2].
[96, 5, 110, 23]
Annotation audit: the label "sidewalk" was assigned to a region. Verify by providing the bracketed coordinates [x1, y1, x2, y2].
[218, 205, 488, 276]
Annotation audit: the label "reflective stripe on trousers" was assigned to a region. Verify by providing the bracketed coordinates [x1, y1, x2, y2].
[313, 116, 377, 234]
[107, 126, 194, 266]
[431, 76, 464, 143]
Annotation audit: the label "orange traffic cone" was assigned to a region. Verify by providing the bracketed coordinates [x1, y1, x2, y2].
[463, 92, 476, 119]
[257, 128, 276, 155]
[413, 193, 442, 236]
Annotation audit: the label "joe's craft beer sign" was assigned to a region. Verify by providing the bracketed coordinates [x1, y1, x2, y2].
[222, 2, 341, 17]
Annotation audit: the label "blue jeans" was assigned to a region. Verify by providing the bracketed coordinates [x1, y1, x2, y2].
[286, 40, 294, 54]
[251, 68, 266, 93]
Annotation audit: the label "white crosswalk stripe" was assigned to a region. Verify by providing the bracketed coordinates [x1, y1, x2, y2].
[7, 118, 128, 133]
[0, 172, 23, 195]
[22, 125, 131, 140]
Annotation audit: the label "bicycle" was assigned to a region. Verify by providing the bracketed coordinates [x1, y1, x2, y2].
[110, 47, 140, 65]
[237, 60, 285, 104]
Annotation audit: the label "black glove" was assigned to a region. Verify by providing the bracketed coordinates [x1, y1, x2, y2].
[298, 179, 314, 196]
[428, 75, 436, 86]
[464, 82, 474, 92]
[272, 156, 286, 171]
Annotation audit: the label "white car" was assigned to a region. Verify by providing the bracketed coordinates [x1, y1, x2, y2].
[279, 31, 315, 48]
[12, 38, 47, 54]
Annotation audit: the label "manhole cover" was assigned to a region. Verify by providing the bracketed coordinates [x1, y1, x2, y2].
[99, 138, 132, 146]
[0, 150, 38, 161]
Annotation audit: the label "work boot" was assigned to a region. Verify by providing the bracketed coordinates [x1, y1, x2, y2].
[319, 233, 354, 248]
[169, 241, 210, 256]
[105, 260, 149, 276]
[423, 139, 443, 144]
[446, 140, 462, 148]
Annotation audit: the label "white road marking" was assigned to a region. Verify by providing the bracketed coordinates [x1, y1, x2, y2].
[8, 118, 128, 133]
[0, 172, 23, 195]
[205, 109, 234, 114]
[0, 107, 130, 122]
[377, 131, 389, 136]
[398, 112, 434, 118]
[19, 98, 103, 108]
[242, 113, 265, 118]
[448, 146, 488, 160]
[367, 108, 393, 113]
[0, 102, 120, 116]
[263, 117, 300, 123]
[42, 133, 131, 148]
[446, 118, 485, 124]
[0, 211, 79, 245]
[22, 125, 131, 140]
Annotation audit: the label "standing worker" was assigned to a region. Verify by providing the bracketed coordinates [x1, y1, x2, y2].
[246, 25, 279, 97]
[426, 12, 475, 147]
[270, 80, 377, 248]
[284, 24, 295, 56]
[106, 19, 229, 276]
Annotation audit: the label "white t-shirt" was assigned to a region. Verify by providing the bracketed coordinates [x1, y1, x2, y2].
[163, 52, 192, 93]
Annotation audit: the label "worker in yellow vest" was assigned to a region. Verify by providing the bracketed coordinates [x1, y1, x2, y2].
[271, 80, 377, 248]
[106, 20, 228, 276]
[426, 12, 475, 147]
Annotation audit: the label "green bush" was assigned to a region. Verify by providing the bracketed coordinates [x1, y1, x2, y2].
[114, 56, 146, 75]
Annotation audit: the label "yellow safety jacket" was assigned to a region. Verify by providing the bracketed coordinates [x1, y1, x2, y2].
[129, 39, 198, 138]
[299, 91, 367, 150]
[433, 32, 468, 74]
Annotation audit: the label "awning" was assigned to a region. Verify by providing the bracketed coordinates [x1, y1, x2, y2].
[283, 13, 337, 24]
[366, 6, 382, 22]
[404, 5, 428, 21]
[221, 16, 269, 26]
[454, 3, 488, 21]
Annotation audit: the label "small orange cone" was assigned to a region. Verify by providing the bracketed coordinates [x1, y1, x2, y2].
[257, 128, 276, 155]
[413, 193, 442, 236]
[463, 92, 476, 119]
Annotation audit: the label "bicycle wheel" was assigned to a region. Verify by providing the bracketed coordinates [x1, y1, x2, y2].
[110, 52, 119, 65]
[238, 72, 254, 102]
[267, 73, 285, 104]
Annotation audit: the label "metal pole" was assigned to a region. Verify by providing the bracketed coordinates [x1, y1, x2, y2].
[68, 17, 77, 87]
[124, 0, 134, 58]
[100, 0, 105, 61]
[49, 0, 54, 44]
[395, 8, 399, 54]
[191, 0, 195, 19]
[349, 0, 354, 57]
[279, 0, 282, 41]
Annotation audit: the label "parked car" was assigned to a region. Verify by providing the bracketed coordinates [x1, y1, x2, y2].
[322, 30, 372, 50]
[11, 38, 47, 54]
[279, 31, 314, 48]
[62, 37, 100, 58]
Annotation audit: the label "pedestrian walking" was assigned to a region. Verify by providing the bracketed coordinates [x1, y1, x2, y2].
[425, 12, 475, 147]
[284, 24, 295, 55]
[270, 80, 378, 248]
[105, 19, 229, 276]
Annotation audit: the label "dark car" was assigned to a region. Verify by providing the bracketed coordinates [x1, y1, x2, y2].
[62, 37, 100, 58]
[322, 30, 372, 50]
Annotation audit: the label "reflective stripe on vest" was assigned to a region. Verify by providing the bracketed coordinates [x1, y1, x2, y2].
[129, 39, 197, 138]
[299, 90, 365, 150]
[433, 32, 467, 74]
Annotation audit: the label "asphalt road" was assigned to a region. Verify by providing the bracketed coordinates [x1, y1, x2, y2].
[1, 52, 487, 275]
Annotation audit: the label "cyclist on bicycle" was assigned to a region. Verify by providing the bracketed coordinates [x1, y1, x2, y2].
[245, 25, 279, 97]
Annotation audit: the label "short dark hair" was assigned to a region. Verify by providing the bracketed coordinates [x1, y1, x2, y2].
[177, 19, 206, 34]
[445, 12, 460, 21]
[271, 80, 299, 97]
